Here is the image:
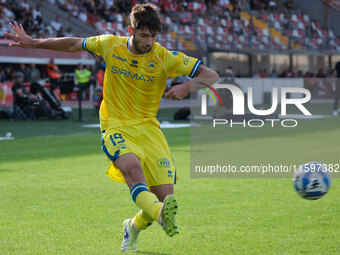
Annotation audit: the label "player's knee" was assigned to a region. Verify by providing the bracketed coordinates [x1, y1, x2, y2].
[126, 166, 143, 179]
[124, 166, 145, 187]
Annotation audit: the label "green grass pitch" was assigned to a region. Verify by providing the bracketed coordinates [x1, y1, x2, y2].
[0, 108, 339, 255]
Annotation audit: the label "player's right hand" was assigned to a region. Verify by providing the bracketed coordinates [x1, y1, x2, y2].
[4, 21, 34, 48]
[164, 83, 190, 100]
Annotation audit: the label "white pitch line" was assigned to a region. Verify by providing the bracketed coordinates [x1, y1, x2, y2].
[278, 114, 331, 119]
[0, 137, 14, 140]
[81, 122, 197, 129]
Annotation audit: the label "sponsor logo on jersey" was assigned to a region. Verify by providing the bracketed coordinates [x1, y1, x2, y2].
[113, 54, 127, 62]
[157, 158, 171, 168]
[111, 66, 154, 82]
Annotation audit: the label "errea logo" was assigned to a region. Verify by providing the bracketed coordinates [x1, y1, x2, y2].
[157, 158, 171, 168]
[131, 60, 138, 68]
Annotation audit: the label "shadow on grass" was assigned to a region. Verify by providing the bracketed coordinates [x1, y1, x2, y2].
[190, 117, 340, 146]
[0, 169, 12, 173]
[136, 251, 172, 255]
[0, 123, 190, 163]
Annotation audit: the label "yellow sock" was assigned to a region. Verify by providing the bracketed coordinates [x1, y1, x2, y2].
[130, 183, 162, 221]
[132, 210, 154, 230]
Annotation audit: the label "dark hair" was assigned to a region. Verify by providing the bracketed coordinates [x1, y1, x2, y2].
[130, 4, 162, 34]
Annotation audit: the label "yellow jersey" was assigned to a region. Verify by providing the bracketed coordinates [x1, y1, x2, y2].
[82, 35, 201, 130]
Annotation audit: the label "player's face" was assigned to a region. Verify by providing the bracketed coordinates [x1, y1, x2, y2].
[131, 27, 158, 54]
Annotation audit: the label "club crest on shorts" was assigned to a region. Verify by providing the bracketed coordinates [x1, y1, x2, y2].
[157, 158, 171, 168]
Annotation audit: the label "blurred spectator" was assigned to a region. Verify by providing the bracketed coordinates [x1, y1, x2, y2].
[269, 68, 278, 78]
[260, 69, 268, 78]
[231, 4, 241, 19]
[219, 0, 230, 10]
[2, 66, 13, 82]
[280, 67, 296, 78]
[95, 56, 105, 73]
[32, 4, 42, 21]
[250, 0, 266, 10]
[12, 71, 55, 119]
[29, 63, 40, 83]
[75, 63, 92, 87]
[75, 63, 92, 101]
[268, 0, 277, 10]
[286, 67, 296, 77]
[280, 68, 287, 78]
[285, 0, 295, 10]
[47, 58, 61, 90]
[326, 69, 333, 78]
[253, 70, 261, 78]
[0, 81, 7, 106]
[117, 0, 132, 13]
[19, 0, 30, 11]
[316, 68, 326, 78]
[3, 5, 15, 21]
[239, 0, 251, 11]
[236, 69, 243, 77]
[79, 8, 88, 23]
[57, 26, 65, 37]
[225, 66, 234, 77]
[64, 27, 74, 37]
[87, 64, 97, 87]
[96, 67, 105, 88]
[50, 16, 62, 33]
[304, 72, 318, 96]
[0, 23, 7, 38]
[0, 69, 7, 82]
[332, 61, 340, 115]
[105, 0, 114, 8]
[19, 64, 31, 83]
[297, 70, 304, 78]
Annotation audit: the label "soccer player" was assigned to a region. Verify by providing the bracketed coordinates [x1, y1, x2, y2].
[332, 60, 340, 116]
[5, 4, 219, 252]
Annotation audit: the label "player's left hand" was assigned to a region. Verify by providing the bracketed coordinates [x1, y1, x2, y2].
[164, 83, 190, 100]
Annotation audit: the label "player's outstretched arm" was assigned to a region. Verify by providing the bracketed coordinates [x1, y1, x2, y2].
[4, 21, 83, 53]
[164, 65, 219, 100]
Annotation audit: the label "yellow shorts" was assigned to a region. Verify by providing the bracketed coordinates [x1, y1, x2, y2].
[101, 122, 177, 187]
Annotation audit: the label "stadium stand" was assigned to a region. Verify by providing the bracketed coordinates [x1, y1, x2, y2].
[325, 0, 340, 11]
[1, 0, 340, 51]
[1, 0, 340, 108]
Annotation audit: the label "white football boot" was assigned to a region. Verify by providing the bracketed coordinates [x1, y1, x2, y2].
[121, 219, 139, 252]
